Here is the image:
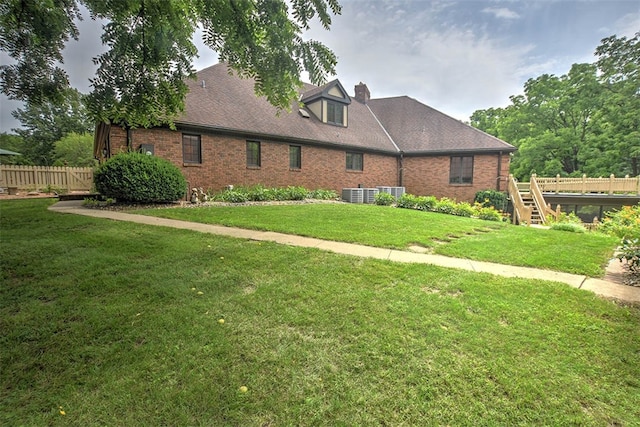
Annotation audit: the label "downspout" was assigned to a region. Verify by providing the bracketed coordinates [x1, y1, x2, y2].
[496, 151, 503, 191]
[398, 151, 404, 187]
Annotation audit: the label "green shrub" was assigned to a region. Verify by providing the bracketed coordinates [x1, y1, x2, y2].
[550, 222, 586, 233]
[454, 201, 475, 217]
[435, 197, 457, 215]
[94, 152, 186, 203]
[219, 190, 250, 203]
[600, 204, 640, 272]
[415, 195, 437, 211]
[474, 190, 508, 211]
[308, 189, 337, 200]
[548, 211, 583, 225]
[374, 192, 395, 206]
[215, 186, 336, 203]
[397, 193, 419, 209]
[473, 204, 503, 221]
[284, 186, 308, 201]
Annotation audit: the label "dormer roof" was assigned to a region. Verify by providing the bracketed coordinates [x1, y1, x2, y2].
[300, 79, 351, 105]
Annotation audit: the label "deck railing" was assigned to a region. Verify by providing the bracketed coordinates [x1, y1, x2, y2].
[0, 165, 94, 192]
[535, 174, 639, 195]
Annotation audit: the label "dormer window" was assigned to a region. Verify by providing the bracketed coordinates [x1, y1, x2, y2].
[300, 79, 351, 128]
[327, 101, 344, 126]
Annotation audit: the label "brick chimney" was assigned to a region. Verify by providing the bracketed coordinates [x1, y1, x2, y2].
[354, 82, 370, 104]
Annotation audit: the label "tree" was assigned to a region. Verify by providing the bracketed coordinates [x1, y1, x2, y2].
[11, 88, 93, 165]
[1, 0, 342, 129]
[594, 32, 640, 177]
[54, 132, 96, 167]
[472, 63, 606, 180]
[0, 133, 28, 165]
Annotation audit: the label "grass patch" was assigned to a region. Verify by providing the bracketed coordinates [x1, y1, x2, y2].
[1, 199, 639, 425]
[135, 203, 617, 276]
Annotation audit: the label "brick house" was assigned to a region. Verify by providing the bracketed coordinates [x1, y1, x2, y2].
[95, 62, 515, 201]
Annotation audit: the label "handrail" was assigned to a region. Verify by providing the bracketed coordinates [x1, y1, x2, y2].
[508, 175, 532, 225]
[530, 174, 557, 224]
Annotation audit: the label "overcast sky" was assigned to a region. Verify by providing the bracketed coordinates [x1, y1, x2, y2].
[1, 0, 638, 132]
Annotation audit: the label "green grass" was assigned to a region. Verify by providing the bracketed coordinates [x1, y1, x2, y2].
[135, 203, 618, 276]
[1, 198, 639, 426]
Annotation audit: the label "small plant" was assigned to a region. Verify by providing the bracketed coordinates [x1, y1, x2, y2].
[214, 186, 336, 203]
[43, 185, 68, 195]
[474, 190, 508, 211]
[473, 204, 503, 221]
[397, 193, 419, 209]
[453, 201, 475, 217]
[374, 191, 395, 206]
[550, 222, 586, 233]
[83, 197, 116, 207]
[219, 190, 250, 203]
[308, 189, 337, 200]
[435, 198, 457, 215]
[618, 238, 640, 273]
[284, 186, 308, 201]
[600, 204, 640, 273]
[548, 211, 583, 225]
[415, 195, 437, 211]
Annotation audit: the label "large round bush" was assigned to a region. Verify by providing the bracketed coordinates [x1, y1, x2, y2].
[94, 152, 186, 203]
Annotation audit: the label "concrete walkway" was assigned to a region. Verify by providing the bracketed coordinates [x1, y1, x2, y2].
[49, 200, 640, 303]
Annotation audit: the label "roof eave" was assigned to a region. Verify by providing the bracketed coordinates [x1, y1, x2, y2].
[175, 121, 395, 156]
[402, 147, 517, 156]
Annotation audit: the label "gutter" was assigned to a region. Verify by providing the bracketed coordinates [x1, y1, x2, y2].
[174, 122, 398, 157]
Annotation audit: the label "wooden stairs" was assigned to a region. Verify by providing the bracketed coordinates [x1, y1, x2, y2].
[508, 175, 559, 226]
[518, 189, 545, 225]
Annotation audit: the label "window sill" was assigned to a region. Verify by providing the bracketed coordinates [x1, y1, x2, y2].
[448, 183, 473, 186]
[247, 166, 261, 170]
[289, 168, 301, 172]
[346, 169, 363, 173]
[183, 163, 202, 167]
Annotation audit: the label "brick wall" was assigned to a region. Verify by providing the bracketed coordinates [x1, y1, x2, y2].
[109, 126, 398, 194]
[402, 154, 511, 201]
[108, 126, 510, 201]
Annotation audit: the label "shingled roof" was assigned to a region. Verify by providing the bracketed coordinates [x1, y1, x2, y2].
[367, 96, 516, 155]
[177, 63, 395, 153]
[177, 63, 515, 155]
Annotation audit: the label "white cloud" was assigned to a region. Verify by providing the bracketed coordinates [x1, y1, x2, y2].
[482, 7, 521, 20]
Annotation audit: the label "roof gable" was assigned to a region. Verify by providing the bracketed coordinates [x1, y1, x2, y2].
[300, 80, 351, 105]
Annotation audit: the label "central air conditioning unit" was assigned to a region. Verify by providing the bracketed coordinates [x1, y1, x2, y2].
[377, 186, 405, 198]
[342, 188, 364, 203]
[362, 188, 379, 204]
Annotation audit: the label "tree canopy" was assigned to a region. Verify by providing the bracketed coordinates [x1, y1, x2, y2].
[11, 88, 93, 165]
[1, 0, 341, 128]
[471, 32, 639, 180]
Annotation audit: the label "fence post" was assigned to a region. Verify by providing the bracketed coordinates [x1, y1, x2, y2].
[581, 174, 586, 194]
[555, 174, 560, 193]
[609, 174, 614, 195]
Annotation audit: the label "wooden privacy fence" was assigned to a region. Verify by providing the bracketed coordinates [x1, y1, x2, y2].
[534, 174, 640, 195]
[0, 165, 94, 192]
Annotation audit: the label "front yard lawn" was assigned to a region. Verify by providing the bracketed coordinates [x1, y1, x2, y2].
[1, 199, 638, 426]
